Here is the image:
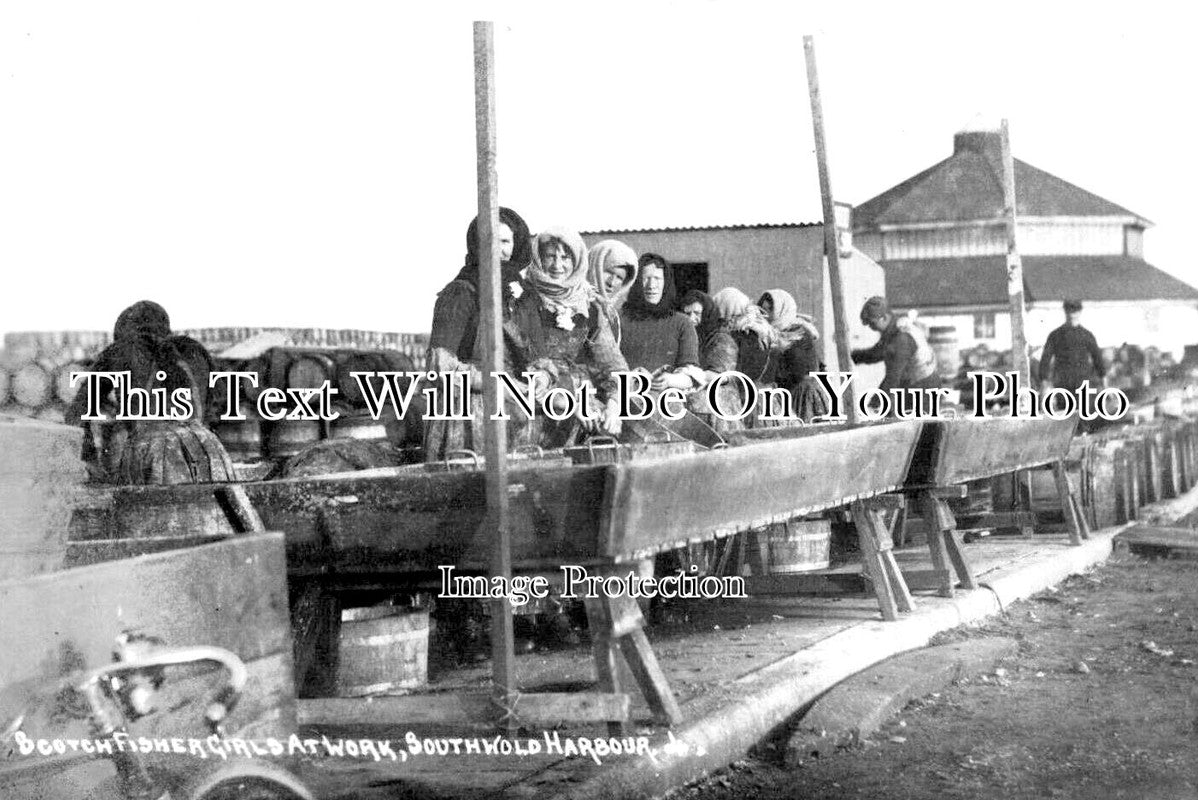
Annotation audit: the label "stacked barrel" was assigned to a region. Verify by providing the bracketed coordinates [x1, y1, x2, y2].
[1002, 390, 1198, 531]
[0, 328, 429, 425]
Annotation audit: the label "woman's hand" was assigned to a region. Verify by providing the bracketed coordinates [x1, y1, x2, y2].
[651, 370, 694, 392]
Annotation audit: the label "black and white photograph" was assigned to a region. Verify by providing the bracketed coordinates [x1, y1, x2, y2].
[2, 2, 1197, 798]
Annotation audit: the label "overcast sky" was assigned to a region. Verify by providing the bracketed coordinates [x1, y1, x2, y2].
[2, 1, 1192, 339]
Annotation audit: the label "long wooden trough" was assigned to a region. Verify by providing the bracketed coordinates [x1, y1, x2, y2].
[106, 420, 925, 571]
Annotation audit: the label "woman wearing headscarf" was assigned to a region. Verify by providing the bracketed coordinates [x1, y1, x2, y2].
[585, 240, 639, 345]
[506, 227, 627, 445]
[67, 300, 233, 484]
[619, 253, 703, 391]
[759, 288, 829, 422]
[423, 207, 533, 460]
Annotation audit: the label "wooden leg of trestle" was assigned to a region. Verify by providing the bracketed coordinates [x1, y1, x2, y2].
[852, 499, 908, 621]
[591, 637, 625, 736]
[585, 593, 681, 727]
[1053, 460, 1086, 545]
[921, 495, 955, 597]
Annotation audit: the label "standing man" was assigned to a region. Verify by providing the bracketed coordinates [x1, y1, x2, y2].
[850, 296, 940, 392]
[1039, 300, 1106, 394]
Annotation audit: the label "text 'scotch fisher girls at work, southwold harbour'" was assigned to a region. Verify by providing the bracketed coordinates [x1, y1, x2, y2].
[70, 368, 1131, 425]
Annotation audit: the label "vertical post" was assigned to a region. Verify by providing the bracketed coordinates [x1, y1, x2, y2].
[804, 36, 859, 424]
[1001, 120, 1031, 388]
[473, 21, 516, 731]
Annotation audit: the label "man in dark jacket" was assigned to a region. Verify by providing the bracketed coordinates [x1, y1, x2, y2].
[1039, 300, 1106, 393]
[850, 296, 940, 392]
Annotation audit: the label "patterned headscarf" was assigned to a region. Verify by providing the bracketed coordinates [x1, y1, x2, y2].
[760, 288, 820, 341]
[712, 287, 780, 349]
[586, 240, 639, 313]
[527, 227, 595, 330]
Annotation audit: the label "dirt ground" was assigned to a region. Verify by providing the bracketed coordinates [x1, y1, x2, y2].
[675, 544, 1198, 800]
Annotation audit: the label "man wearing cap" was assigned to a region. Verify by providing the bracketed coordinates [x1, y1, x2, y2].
[1039, 300, 1106, 394]
[850, 296, 940, 392]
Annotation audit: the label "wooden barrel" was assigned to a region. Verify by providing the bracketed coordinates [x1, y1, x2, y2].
[337, 352, 383, 408]
[118, 422, 237, 486]
[286, 353, 335, 391]
[767, 518, 831, 573]
[10, 360, 55, 408]
[337, 604, 429, 696]
[214, 414, 264, 461]
[54, 363, 85, 405]
[928, 326, 959, 383]
[330, 413, 389, 442]
[267, 419, 323, 458]
[0, 416, 87, 580]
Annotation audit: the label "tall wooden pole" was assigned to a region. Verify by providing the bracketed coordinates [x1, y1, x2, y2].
[1001, 119, 1031, 389]
[473, 21, 516, 730]
[804, 36, 859, 424]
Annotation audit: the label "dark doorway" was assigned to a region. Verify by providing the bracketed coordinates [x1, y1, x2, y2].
[672, 262, 709, 301]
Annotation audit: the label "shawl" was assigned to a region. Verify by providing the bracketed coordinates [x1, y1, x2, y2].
[678, 288, 719, 344]
[712, 287, 780, 349]
[624, 253, 678, 319]
[527, 227, 595, 330]
[453, 206, 533, 291]
[586, 239, 639, 312]
[760, 288, 820, 341]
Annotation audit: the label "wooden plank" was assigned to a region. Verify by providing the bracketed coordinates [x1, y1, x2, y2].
[1116, 526, 1198, 552]
[0, 534, 294, 738]
[619, 629, 683, 725]
[950, 510, 1037, 532]
[216, 484, 266, 533]
[297, 692, 630, 728]
[898, 568, 956, 592]
[1053, 460, 1084, 546]
[64, 534, 228, 567]
[742, 572, 868, 596]
[910, 418, 1078, 487]
[853, 500, 899, 621]
[601, 421, 922, 559]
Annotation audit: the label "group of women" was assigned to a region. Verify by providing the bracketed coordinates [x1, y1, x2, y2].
[425, 209, 828, 460]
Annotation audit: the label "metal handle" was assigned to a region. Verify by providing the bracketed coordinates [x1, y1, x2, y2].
[443, 449, 482, 470]
[513, 444, 545, 459]
[643, 430, 672, 443]
[585, 436, 619, 457]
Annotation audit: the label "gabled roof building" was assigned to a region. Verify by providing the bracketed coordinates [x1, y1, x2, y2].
[853, 129, 1198, 356]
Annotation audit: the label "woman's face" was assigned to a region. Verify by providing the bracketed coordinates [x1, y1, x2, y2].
[682, 301, 703, 327]
[759, 296, 775, 322]
[641, 264, 665, 305]
[603, 264, 629, 295]
[497, 223, 515, 264]
[539, 241, 573, 280]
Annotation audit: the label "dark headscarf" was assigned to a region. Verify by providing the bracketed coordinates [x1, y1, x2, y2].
[625, 253, 677, 320]
[454, 206, 533, 290]
[113, 300, 171, 343]
[678, 289, 718, 343]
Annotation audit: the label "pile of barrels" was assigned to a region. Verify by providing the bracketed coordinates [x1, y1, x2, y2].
[211, 346, 418, 463]
[0, 328, 429, 425]
[999, 402, 1198, 530]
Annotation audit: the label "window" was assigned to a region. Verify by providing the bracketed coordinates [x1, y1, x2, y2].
[672, 262, 709, 296]
[973, 312, 996, 339]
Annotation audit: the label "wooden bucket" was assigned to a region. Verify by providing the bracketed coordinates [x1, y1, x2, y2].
[267, 419, 323, 458]
[214, 414, 264, 461]
[766, 518, 831, 573]
[330, 413, 389, 442]
[0, 416, 87, 580]
[337, 604, 429, 697]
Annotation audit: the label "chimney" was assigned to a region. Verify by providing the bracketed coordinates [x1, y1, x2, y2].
[953, 129, 1002, 158]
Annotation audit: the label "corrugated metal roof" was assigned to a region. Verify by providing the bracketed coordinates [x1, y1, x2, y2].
[886, 256, 1198, 310]
[580, 221, 823, 236]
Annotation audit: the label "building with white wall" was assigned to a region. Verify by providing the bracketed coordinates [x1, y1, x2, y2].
[853, 129, 1198, 358]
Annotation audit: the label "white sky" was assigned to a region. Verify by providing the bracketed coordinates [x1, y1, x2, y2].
[2, 1, 1194, 339]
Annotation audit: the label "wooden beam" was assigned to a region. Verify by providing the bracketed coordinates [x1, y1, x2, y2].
[803, 36, 858, 424]
[472, 20, 516, 731]
[297, 692, 630, 729]
[1000, 120, 1032, 390]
